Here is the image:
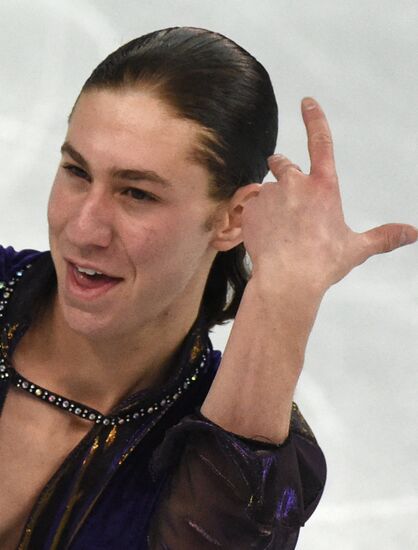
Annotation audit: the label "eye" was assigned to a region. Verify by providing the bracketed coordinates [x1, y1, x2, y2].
[62, 163, 90, 180]
[123, 188, 157, 202]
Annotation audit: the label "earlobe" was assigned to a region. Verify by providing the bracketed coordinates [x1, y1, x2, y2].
[210, 183, 262, 252]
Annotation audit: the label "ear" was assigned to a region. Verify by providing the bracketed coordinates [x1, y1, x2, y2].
[210, 183, 262, 252]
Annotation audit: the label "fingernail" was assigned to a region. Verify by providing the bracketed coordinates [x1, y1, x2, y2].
[400, 227, 418, 246]
[302, 98, 316, 110]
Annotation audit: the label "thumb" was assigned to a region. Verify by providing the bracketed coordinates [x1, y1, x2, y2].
[360, 223, 418, 259]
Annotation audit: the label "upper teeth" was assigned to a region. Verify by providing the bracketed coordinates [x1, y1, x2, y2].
[76, 265, 103, 276]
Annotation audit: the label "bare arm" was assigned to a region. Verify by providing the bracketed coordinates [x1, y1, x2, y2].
[200, 276, 322, 444]
[201, 97, 417, 444]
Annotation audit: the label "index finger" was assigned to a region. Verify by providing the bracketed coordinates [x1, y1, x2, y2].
[301, 97, 336, 178]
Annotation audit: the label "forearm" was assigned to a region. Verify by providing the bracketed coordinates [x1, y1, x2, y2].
[200, 275, 323, 444]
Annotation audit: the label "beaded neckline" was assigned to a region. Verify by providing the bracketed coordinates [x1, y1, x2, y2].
[0, 260, 209, 426]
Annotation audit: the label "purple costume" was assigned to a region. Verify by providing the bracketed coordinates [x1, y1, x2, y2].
[0, 245, 326, 549]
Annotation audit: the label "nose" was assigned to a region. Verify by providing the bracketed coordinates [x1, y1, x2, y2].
[65, 186, 114, 250]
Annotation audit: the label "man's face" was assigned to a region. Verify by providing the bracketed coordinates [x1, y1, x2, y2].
[48, 89, 223, 341]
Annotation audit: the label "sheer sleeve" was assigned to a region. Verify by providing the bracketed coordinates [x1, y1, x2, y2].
[147, 402, 326, 549]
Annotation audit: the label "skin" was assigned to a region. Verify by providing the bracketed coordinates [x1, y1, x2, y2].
[201, 97, 417, 443]
[13, 91, 417, 437]
[0, 87, 254, 550]
[14, 89, 250, 413]
[1, 92, 415, 549]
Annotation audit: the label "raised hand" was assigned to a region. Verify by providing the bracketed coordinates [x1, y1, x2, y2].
[202, 97, 416, 444]
[241, 97, 417, 295]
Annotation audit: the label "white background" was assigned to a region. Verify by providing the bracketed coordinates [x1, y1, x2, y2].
[0, 1, 417, 548]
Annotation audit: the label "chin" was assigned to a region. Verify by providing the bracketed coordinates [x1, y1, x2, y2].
[59, 299, 121, 341]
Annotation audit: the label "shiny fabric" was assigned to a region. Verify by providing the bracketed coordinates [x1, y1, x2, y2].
[0, 245, 326, 549]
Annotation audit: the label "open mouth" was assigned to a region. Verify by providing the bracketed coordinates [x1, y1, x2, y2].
[66, 261, 123, 300]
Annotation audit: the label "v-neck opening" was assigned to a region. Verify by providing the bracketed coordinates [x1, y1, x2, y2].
[0, 248, 214, 549]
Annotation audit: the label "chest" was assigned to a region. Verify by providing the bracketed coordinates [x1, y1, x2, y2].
[0, 386, 90, 549]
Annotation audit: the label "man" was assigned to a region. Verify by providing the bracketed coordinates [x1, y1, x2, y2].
[0, 27, 415, 549]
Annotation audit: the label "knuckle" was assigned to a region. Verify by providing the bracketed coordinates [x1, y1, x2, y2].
[277, 164, 302, 178]
[381, 230, 398, 253]
[268, 154, 289, 168]
[311, 132, 333, 146]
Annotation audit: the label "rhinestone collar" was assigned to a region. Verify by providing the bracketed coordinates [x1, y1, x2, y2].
[0, 260, 209, 426]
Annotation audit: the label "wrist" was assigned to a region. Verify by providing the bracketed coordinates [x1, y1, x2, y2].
[237, 273, 324, 367]
[247, 267, 326, 308]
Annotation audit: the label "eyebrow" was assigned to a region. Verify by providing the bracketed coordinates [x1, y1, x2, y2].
[60, 141, 173, 189]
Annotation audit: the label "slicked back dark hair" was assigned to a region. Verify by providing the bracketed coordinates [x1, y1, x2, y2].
[75, 26, 278, 330]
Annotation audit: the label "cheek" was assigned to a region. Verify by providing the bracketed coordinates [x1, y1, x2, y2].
[47, 177, 83, 238]
[124, 215, 206, 275]
[124, 221, 181, 270]
[47, 181, 65, 235]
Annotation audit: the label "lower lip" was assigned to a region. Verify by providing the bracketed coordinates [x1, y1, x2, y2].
[66, 262, 122, 301]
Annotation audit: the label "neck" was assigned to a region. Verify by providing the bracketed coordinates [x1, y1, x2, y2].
[13, 292, 201, 414]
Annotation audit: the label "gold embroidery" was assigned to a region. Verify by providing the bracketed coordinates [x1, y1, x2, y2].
[0, 322, 20, 356]
[119, 445, 135, 465]
[105, 426, 118, 448]
[82, 436, 100, 466]
[7, 323, 19, 341]
[189, 334, 202, 361]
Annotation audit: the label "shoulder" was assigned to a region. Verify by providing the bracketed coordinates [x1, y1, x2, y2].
[0, 246, 52, 326]
[0, 245, 47, 282]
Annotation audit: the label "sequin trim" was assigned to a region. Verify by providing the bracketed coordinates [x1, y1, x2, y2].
[0, 262, 209, 426]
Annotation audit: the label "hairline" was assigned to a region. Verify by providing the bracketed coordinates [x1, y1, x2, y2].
[68, 83, 228, 202]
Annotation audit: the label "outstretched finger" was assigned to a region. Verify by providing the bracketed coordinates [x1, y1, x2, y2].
[301, 97, 336, 178]
[357, 223, 418, 264]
